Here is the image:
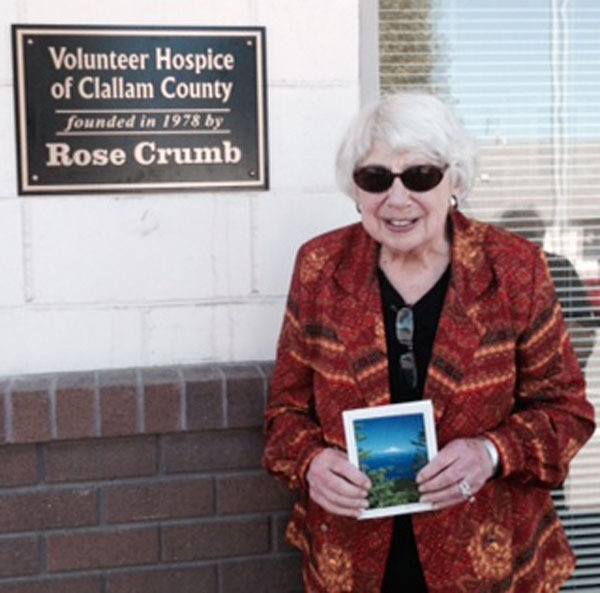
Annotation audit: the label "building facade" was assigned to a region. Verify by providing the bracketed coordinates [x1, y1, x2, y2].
[0, 1, 598, 591]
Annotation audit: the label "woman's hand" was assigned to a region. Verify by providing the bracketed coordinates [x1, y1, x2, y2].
[416, 437, 495, 510]
[306, 448, 371, 518]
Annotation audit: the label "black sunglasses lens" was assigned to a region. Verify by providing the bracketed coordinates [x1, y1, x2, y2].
[400, 352, 418, 389]
[395, 307, 413, 344]
[401, 165, 444, 192]
[353, 166, 394, 192]
[353, 165, 445, 193]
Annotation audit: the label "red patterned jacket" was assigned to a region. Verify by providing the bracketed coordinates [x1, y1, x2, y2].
[263, 211, 596, 593]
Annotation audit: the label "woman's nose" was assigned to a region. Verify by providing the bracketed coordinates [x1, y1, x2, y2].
[385, 177, 411, 204]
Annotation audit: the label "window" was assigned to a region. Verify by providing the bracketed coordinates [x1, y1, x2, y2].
[380, 1, 600, 589]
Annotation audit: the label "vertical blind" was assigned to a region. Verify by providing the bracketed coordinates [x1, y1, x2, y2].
[379, 1, 600, 590]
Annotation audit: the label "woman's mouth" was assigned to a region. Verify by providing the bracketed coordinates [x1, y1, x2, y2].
[384, 217, 419, 231]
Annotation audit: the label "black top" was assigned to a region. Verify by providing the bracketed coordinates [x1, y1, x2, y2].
[377, 265, 450, 593]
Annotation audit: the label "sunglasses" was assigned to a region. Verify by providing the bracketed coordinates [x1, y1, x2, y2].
[395, 306, 417, 391]
[353, 163, 448, 193]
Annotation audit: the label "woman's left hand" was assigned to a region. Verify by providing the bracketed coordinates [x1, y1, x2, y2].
[416, 437, 495, 510]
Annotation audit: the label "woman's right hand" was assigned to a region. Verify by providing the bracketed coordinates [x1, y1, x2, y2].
[306, 448, 371, 518]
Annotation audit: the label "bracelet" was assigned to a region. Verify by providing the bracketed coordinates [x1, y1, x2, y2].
[481, 438, 500, 476]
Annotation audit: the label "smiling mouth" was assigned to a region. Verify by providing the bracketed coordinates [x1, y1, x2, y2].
[385, 217, 419, 229]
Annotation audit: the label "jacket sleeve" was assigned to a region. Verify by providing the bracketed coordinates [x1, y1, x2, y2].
[485, 249, 596, 489]
[262, 249, 326, 492]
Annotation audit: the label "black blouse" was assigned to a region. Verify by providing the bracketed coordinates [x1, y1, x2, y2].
[377, 265, 450, 593]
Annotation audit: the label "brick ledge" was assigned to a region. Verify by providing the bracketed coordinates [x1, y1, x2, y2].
[0, 362, 275, 445]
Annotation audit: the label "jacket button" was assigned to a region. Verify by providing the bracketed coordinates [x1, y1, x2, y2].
[320, 523, 328, 533]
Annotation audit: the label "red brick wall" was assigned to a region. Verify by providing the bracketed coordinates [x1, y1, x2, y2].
[0, 363, 303, 593]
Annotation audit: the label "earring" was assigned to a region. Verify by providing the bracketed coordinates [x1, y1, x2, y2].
[450, 195, 458, 209]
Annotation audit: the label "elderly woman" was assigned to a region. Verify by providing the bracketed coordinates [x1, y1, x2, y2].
[263, 93, 595, 593]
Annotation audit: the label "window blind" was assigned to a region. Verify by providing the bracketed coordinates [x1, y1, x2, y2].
[380, 1, 600, 590]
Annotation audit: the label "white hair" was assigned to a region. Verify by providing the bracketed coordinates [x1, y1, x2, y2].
[335, 92, 478, 202]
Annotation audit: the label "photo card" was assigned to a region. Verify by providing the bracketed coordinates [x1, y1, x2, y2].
[343, 400, 438, 519]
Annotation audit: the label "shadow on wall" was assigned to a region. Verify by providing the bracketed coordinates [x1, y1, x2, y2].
[499, 208, 600, 370]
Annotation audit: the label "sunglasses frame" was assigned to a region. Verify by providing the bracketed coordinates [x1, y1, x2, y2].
[353, 163, 449, 194]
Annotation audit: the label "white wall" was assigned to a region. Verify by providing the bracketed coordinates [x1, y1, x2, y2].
[0, 0, 362, 375]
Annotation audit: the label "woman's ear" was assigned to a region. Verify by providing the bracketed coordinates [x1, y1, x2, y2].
[449, 168, 466, 203]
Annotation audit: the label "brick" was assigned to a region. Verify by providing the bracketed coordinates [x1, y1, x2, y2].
[106, 566, 217, 593]
[45, 435, 156, 483]
[47, 526, 159, 572]
[183, 365, 224, 430]
[0, 444, 38, 487]
[273, 513, 295, 552]
[99, 370, 138, 437]
[258, 362, 274, 412]
[224, 364, 265, 428]
[142, 368, 182, 434]
[9, 376, 52, 393]
[10, 376, 53, 443]
[0, 536, 39, 578]
[0, 380, 7, 443]
[257, 361, 275, 382]
[218, 473, 294, 514]
[0, 577, 102, 593]
[0, 488, 97, 533]
[221, 556, 304, 593]
[162, 429, 263, 473]
[104, 478, 213, 524]
[162, 518, 269, 562]
[56, 372, 97, 440]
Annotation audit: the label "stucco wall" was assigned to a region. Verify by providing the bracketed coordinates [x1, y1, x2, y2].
[0, 0, 362, 375]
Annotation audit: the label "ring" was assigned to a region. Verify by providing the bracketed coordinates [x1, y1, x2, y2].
[459, 480, 476, 503]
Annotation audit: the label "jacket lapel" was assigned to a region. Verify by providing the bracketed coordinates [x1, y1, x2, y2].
[331, 227, 391, 408]
[424, 211, 494, 434]
[330, 211, 494, 416]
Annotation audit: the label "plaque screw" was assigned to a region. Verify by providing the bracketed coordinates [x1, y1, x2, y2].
[246, 40, 253, 47]
[249, 170, 256, 177]
[27, 39, 34, 46]
[31, 174, 38, 181]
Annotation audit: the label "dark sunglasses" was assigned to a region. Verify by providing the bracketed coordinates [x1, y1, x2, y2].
[395, 306, 417, 391]
[353, 163, 448, 193]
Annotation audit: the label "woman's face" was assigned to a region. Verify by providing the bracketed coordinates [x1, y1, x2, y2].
[354, 144, 457, 258]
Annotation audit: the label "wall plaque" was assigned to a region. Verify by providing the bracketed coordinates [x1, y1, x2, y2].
[12, 25, 268, 195]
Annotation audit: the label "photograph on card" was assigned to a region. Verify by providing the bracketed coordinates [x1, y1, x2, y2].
[343, 400, 438, 519]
